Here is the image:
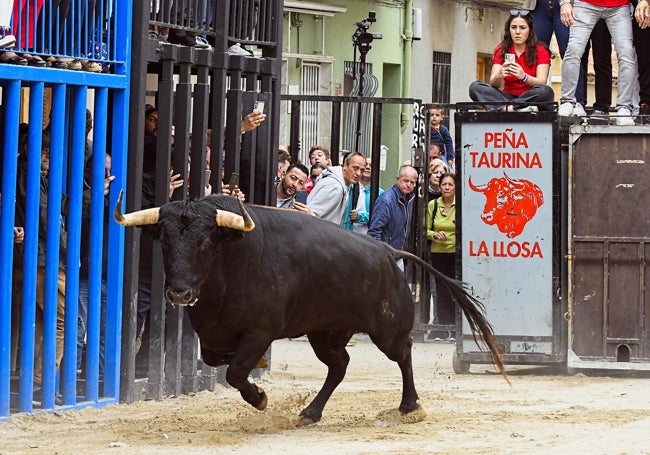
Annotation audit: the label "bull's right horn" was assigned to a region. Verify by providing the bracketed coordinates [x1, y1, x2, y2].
[215, 198, 255, 232]
[468, 176, 487, 192]
[113, 190, 160, 226]
[503, 172, 525, 189]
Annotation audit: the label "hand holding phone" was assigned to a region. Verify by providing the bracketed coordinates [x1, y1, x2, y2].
[253, 100, 265, 114]
[294, 189, 307, 205]
[228, 173, 239, 195]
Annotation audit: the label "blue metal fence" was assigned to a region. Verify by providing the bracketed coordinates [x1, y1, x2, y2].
[0, 0, 131, 418]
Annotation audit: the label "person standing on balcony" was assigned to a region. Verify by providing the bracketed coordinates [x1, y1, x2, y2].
[634, 0, 650, 123]
[557, 0, 637, 126]
[523, 0, 589, 116]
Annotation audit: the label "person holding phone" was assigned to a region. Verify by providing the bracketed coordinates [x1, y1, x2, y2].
[469, 10, 554, 112]
[240, 102, 267, 134]
[276, 163, 311, 214]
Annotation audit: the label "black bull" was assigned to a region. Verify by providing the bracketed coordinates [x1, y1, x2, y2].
[115, 193, 506, 425]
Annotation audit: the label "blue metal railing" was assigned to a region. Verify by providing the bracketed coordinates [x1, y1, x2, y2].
[0, 0, 131, 418]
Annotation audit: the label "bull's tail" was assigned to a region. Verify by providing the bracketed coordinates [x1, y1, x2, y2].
[396, 250, 509, 384]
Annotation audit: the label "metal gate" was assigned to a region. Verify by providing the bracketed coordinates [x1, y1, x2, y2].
[120, 0, 283, 402]
[0, 0, 131, 417]
[568, 124, 650, 370]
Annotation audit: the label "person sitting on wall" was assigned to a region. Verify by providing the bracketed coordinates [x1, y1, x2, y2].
[469, 10, 554, 112]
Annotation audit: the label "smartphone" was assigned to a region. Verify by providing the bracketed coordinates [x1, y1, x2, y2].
[228, 172, 239, 194]
[294, 189, 307, 205]
[253, 100, 265, 114]
[204, 169, 211, 187]
[505, 53, 515, 63]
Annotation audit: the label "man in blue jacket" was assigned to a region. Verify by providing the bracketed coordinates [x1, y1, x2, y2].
[367, 164, 418, 269]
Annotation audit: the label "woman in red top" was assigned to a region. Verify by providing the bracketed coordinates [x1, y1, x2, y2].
[469, 10, 555, 112]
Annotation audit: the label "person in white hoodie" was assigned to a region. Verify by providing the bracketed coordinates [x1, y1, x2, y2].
[307, 151, 366, 225]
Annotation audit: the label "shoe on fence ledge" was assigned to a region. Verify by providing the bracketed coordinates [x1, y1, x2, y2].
[558, 101, 575, 117]
[228, 43, 253, 56]
[615, 106, 635, 126]
[588, 109, 609, 125]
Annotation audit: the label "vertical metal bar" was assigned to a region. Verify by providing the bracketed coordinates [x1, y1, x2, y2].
[172, 49, 193, 202]
[189, 56, 210, 199]
[289, 99, 300, 162]
[144, 58, 175, 401]
[84, 87, 110, 401]
[60, 87, 86, 405]
[0, 80, 21, 418]
[41, 83, 66, 410]
[330, 101, 341, 164]
[602, 240, 609, 355]
[18, 82, 46, 413]
[369, 103, 382, 215]
[105, 87, 129, 401]
[122, 0, 148, 404]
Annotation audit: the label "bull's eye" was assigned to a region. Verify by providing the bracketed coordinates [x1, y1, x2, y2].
[199, 237, 212, 251]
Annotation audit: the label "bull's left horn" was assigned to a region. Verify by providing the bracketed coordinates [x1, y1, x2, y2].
[113, 190, 160, 226]
[215, 198, 255, 232]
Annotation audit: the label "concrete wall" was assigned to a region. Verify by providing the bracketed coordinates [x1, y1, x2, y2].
[410, 0, 510, 107]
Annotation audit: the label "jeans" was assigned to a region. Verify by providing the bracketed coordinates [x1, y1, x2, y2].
[633, 11, 650, 105]
[532, 0, 587, 105]
[561, 0, 637, 109]
[584, 20, 612, 111]
[33, 267, 66, 384]
[469, 81, 555, 110]
[430, 252, 456, 325]
[77, 279, 106, 374]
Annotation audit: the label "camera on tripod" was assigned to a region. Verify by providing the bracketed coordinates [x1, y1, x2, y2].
[352, 11, 382, 48]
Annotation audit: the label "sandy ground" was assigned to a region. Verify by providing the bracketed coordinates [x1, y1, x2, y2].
[1, 336, 650, 455]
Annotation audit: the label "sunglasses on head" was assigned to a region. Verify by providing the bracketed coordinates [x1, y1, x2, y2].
[510, 9, 530, 16]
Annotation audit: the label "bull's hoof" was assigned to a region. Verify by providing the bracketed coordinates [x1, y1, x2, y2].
[399, 402, 421, 415]
[399, 404, 427, 423]
[296, 415, 318, 427]
[255, 357, 268, 369]
[255, 386, 268, 411]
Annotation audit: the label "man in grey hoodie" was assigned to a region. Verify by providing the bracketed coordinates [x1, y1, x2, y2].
[307, 151, 366, 225]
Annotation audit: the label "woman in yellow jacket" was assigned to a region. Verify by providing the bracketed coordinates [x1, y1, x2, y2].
[426, 172, 456, 335]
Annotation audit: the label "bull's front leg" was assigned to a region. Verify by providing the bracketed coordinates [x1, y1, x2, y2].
[225, 342, 271, 411]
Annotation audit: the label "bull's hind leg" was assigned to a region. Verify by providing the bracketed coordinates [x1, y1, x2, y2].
[373, 333, 420, 415]
[298, 331, 351, 426]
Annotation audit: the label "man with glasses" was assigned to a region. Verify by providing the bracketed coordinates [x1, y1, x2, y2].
[367, 164, 419, 270]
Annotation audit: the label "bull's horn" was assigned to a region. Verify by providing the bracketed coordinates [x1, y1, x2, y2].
[215, 198, 255, 232]
[113, 190, 160, 226]
[468, 176, 487, 192]
[503, 172, 525, 189]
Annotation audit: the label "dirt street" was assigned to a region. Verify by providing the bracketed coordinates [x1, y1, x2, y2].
[1, 336, 649, 455]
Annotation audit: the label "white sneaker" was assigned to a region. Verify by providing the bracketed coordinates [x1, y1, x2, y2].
[194, 36, 212, 50]
[616, 107, 635, 126]
[227, 43, 253, 56]
[516, 105, 539, 113]
[573, 103, 587, 117]
[558, 101, 575, 117]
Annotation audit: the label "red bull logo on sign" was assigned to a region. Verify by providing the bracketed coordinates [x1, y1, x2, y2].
[468, 172, 544, 239]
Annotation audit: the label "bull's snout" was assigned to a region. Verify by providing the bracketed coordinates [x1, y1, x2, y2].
[165, 287, 199, 306]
